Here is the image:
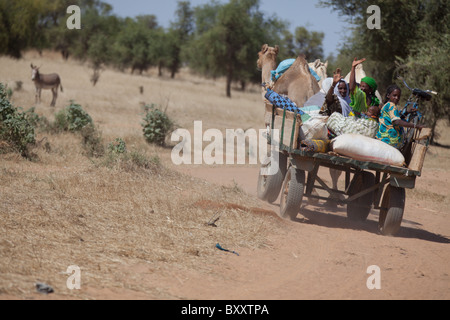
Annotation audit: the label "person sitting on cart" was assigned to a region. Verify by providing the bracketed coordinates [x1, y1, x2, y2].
[348, 58, 381, 118]
[319, 68, 352, 117]
[376, 85, 426, 149]
[361, 105, 380, 122]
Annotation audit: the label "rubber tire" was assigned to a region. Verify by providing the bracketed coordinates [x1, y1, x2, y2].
[379, 186, 405, 236]
[279, 166, 305, 220]
[347, 172, 376, 221]
[257, 151, 288, 203]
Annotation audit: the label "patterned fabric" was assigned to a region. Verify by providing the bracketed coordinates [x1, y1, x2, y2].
[375, 102, 404, 149]
[264, 89, 305, 114]
[327, 112, 379, 138]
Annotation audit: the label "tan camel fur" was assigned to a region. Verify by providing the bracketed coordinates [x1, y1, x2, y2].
[309, 59, 328, 88]
[257, 44, 279, 100]
[272, 55, 321, 108]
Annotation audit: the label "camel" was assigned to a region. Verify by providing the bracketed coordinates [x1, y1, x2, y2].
[272, 55, 321, 108]
[258, 44, 320, 107]
[309, 59, 328, 88]
[257, 44, 279, 99]
[257, 44, 279, 84]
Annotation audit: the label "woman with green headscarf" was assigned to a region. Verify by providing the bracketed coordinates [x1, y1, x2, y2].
[348, 58, 381, 118]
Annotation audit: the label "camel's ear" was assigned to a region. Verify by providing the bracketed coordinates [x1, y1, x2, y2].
[274, 45, 280, 55]
[261, 44, 268, 53]
[314, 59, 321, 68]
[324, 60, 328, 68]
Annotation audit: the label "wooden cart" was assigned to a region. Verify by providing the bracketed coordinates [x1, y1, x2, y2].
[257, 104, 431, 236]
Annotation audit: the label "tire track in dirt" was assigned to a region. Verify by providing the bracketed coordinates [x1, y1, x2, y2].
[172, 164, 449, 300]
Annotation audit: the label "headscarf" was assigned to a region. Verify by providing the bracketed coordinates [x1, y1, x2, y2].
[361, 77, 378, 92]
[334, 80, 352, 117]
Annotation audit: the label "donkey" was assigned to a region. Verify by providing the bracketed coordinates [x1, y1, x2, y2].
[31, 64, 63, 107]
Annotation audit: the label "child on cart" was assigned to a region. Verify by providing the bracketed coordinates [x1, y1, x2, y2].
[376, 85, 426, 149]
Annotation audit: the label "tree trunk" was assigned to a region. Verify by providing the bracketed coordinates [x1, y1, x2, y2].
[226, 67, 233, 98]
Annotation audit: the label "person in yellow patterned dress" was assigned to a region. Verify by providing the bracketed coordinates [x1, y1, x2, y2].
[376, 85, 426, 149]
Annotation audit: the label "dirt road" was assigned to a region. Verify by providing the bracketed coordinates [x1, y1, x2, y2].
[166, 164, 449, 300]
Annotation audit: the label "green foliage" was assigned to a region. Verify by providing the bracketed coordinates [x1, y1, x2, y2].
[2, 0, 321, 92]
[292, 26, 325, 61]
[113, 16, 163, 74]
[102, 137, 161, 172]
[53, 100, 103, 157]
[0, 83, 36, 156]
[108, 137, 127, 154]
[186, 0, 289, 97]
[55, 101, 93, 132]
[320, 0, 450, 142]
[141, 104, 175, 147]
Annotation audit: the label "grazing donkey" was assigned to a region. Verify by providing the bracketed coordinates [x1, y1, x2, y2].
[31, 64, 63, 107]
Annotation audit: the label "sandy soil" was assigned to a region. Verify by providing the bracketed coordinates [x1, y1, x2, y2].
[0, 51, 448, 301]
[164, 163, 450, 300]
[23, 162, 448, 301]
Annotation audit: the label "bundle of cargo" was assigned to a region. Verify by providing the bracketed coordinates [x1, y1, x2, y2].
[264, 88, 329, 151]
[330, 134, 405, 167]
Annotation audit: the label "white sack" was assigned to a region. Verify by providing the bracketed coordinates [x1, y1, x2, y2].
[331, 134, 405, 166]
[300, 115, 329, 141]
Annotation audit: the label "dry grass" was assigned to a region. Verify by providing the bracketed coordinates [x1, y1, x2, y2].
[1, 50, 449, 299]
[0, 50, 282, 299]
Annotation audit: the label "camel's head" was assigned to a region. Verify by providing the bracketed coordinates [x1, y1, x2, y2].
[309, 59, 328, 81]
[257, 44, 279, 69]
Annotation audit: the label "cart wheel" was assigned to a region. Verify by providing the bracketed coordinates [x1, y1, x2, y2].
[279, 166, 305, 220]
[378, 186, 405, 236]
[347, 171, 375, 221]
[257, 151, 287, 203]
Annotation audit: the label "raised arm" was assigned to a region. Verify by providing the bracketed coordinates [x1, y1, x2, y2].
[349, 58, 366, 94]
[326, 68, 343, 105]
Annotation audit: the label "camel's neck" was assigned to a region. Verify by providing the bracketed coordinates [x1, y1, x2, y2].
[261, 59, 277, 84]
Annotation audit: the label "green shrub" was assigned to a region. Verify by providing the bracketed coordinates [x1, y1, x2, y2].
[102, 138, 160, 172]
[142, 104, 175, 147]
[55, 101, 93, 132]
[0, 83, 35, 157]
[108, 137, 127, 154]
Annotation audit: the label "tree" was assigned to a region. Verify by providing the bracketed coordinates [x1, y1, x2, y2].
[114, 17, 156, 74]
[395, 1, 450, 143]
[0, 0, 49, 58]
[319, 0, 428, 89]
[320, 0, 450, 142]
[186, 0, 287, 97]
[166, 1, 194, 79]
[293, 26, 324, 61]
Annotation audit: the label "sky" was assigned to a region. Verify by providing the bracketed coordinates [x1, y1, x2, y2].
[103, 0, 351, 58]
